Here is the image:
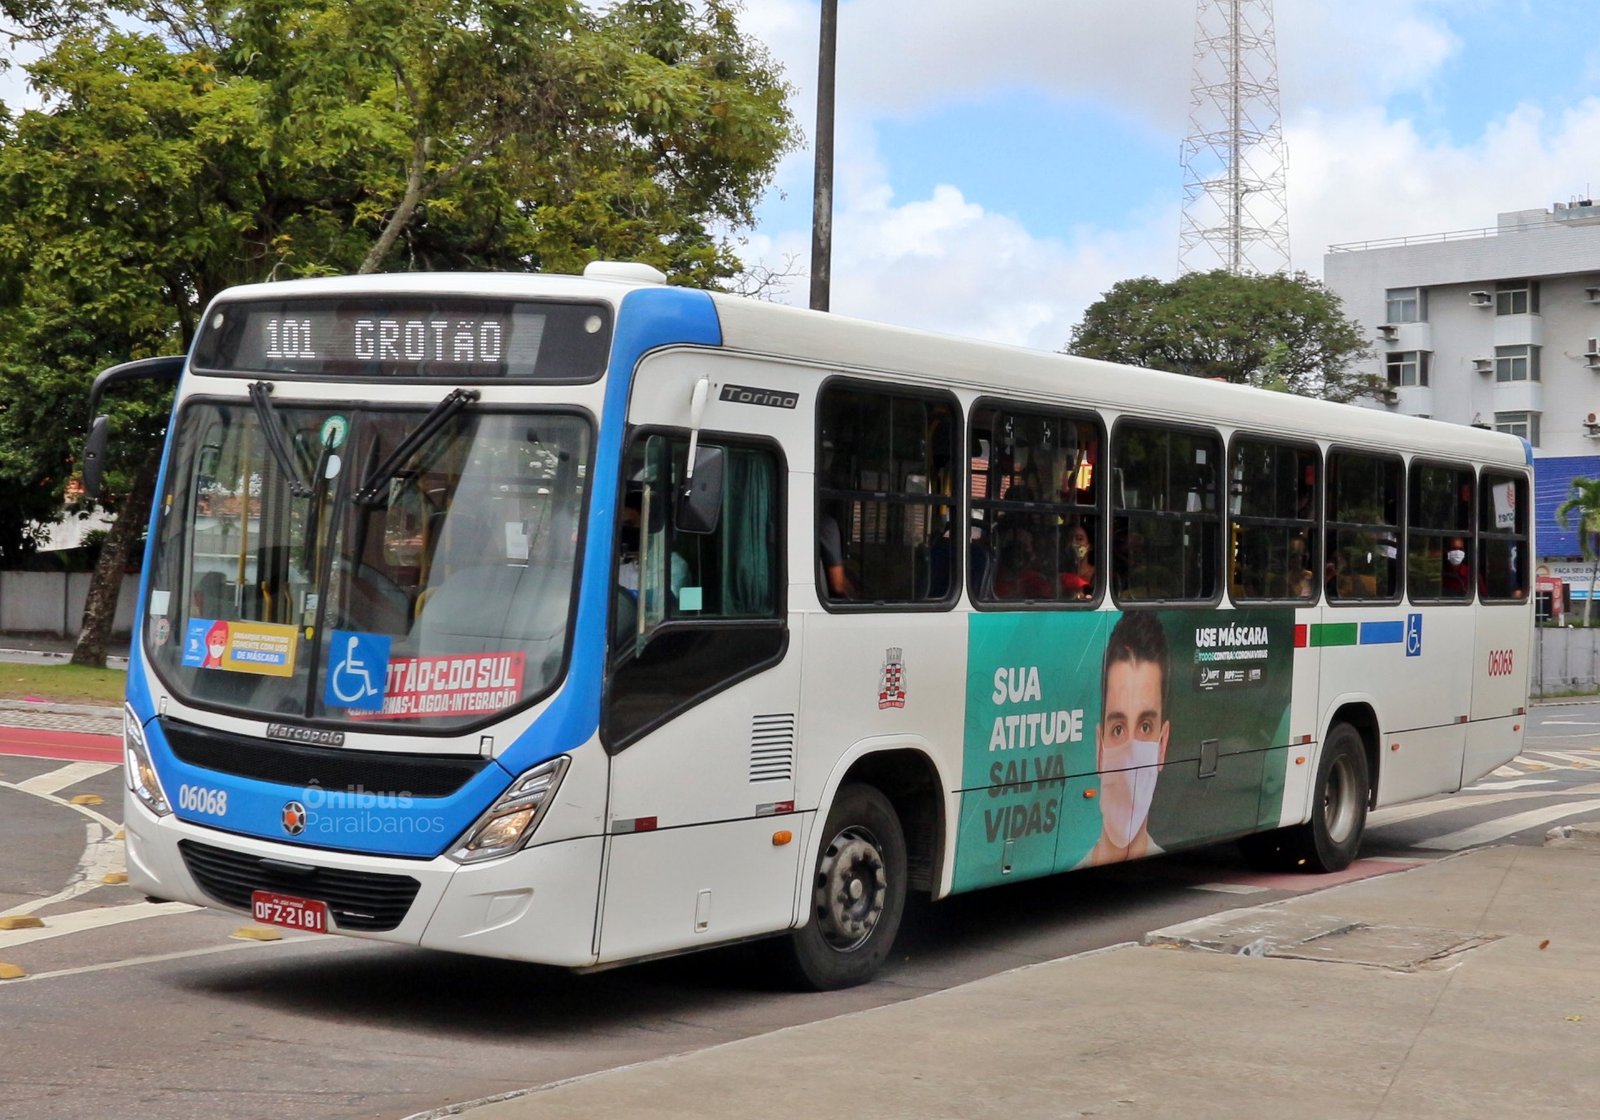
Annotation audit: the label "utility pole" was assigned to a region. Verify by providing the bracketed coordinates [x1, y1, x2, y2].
[1178, 0, 1290, 276]
[810, 0, 837, 311]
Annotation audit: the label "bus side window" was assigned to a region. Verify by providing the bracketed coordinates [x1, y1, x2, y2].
[1228, 437, 1318, 603]
[1479, 471, 1528, 601]
[1326, 450, 1403, 603]
[1112, 422, 1222, 603]
[817, 383, 959, 608]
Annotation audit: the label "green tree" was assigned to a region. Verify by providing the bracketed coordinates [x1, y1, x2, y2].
[1065, 270, 1378, 402]
[1555, 477, 1600, 625]
[0, 0, 794, 666]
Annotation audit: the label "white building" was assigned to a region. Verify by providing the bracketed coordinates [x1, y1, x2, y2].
[1323, 200, 1600, 564]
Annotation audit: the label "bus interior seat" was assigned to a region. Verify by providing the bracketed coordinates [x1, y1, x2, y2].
[192, 570, 225, 617]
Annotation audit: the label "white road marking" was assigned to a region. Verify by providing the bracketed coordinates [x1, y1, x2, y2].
[1370, 789, 1567, 827]
[4, 943, 259, 984]
[1466, 779, 1559, 791]
[1533, 751, 1599, 768]
[14, 761, 116, 797]
[1190, 882, 1270, 895]
[0, 900, 199, 950]
[1413, 799, 1600, 851]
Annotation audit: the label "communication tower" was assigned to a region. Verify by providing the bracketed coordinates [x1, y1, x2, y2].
[1178, 0, 1290, 275]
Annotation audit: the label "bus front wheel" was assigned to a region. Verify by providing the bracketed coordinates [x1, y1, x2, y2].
[782, 782, 907, 991]
[1239, 723, 1370, 873]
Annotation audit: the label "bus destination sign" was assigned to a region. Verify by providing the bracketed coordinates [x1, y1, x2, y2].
[192, 296, 612, 382]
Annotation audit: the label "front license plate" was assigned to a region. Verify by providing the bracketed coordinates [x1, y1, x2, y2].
[251, 889, 329, 933]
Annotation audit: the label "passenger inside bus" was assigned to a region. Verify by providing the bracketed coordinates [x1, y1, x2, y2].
[818, 506, 855, 599]
[1442, 535, 1471, 598]
[1060, 521, 1095, 599]
[991, 521, 1052, 600]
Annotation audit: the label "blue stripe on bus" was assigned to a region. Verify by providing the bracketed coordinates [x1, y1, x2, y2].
[498, 286, 723, 776]
[143, 715, 517, 858]
[1358, 620, 1405, 645]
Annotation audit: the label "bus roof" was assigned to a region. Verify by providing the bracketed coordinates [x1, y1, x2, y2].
[706, 291, 1529, 470]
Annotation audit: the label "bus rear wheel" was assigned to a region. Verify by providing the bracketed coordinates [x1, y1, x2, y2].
[782, 782, 907, 991]
[1238, 723, 1369, 873]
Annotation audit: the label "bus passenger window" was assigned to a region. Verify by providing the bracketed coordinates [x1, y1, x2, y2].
[1228, 438, 1318, 602]
[1479, 472, 1528, 601]
[1407, 462, 1474, 602]
[817, 384, 960, 608]
[969, 404, 1102, 607]
[1112, 423, 1221, 602]
[1325, 451, 1403, 602]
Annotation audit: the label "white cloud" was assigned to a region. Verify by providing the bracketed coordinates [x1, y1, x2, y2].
[1289, 97, 1600, 268]
[733, 0, 1600, 352]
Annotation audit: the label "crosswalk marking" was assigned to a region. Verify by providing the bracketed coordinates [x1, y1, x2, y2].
[1467, 779, 1559, 791]
[1413, 799, 1600, 851]
[1532, 750, 1599, 768]
[14, 761, 116, 797]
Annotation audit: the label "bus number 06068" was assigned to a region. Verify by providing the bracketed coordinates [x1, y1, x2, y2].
[177, 784, 228, 815]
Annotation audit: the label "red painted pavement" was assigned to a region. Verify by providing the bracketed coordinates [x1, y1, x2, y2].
[0, 724, 122, 765]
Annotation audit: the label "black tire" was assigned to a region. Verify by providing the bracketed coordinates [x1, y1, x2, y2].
[1238, 723, 1369, 873]
[782, 782, 907, 991]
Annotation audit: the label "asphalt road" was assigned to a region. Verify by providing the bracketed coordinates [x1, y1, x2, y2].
[1, 702, 1597, 1120]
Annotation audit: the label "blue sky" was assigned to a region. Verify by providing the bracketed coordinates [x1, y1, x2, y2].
[5, 1, 1599, 352]
[736, 0, 1600, 349]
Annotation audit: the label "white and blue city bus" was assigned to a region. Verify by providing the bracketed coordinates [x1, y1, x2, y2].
[88, 262, 1533, 989]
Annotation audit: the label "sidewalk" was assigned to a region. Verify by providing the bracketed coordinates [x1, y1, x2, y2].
[436, 834, 1600, 1120]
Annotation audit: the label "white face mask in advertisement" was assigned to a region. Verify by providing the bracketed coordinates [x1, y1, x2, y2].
[1099, 736, 1162, 849]
[1446, 549, 1465, 566]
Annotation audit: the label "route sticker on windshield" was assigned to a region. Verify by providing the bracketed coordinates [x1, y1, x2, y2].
[320, 414, 348, 449]
[349, 651, 526, 720]
[181, 619, 298, 677]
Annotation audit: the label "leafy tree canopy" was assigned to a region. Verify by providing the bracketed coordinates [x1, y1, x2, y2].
[1065, 270, 1377, 403]
[0, 0, 794, 559]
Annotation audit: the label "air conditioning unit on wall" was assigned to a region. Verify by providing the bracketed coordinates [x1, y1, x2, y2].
[1469, 290, 1492, 307]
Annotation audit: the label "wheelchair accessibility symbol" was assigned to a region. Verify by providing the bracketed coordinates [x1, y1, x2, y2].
[325, 630, 390, 711]
[1405, 613, 1423, 657]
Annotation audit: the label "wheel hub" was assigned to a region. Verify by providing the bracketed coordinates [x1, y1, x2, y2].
[814, 826, 886, 952]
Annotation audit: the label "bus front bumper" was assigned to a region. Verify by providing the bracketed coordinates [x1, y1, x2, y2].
[123, 794, 603, 967]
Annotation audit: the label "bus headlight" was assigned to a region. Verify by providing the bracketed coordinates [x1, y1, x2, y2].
[124, 704, 170, 816]
[448, 757, 571, 864]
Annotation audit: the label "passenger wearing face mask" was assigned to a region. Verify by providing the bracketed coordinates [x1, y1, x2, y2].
[1060, 522, 1096, 600]
[1441, 535, 1471, 599]
[1090, 612, 1170, 864]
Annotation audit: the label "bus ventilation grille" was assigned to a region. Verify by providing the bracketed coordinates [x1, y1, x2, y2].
[159, 717, 489, 798]
[178, 840, 421, 932]
[749, 713, 795, 783]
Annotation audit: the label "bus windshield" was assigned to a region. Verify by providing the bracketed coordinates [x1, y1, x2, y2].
[145, 396, 590, 731]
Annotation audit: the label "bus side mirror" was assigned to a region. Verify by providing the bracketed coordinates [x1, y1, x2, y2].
[675, 445, 724, 535]
[83, 415, 110, 499]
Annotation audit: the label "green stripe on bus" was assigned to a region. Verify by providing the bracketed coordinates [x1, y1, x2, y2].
[1310, 623, 1359, 647]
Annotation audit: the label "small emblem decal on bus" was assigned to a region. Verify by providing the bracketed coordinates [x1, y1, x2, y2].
[1406, 613, 1423, 657]
[879, 647, 907, 710]
[718, 383, 798, 409]
[266, 723, 346, 747]
[281, 801, 308, 836]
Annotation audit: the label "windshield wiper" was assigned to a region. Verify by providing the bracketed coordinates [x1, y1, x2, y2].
[353, 388, 481, 506]
[248, 381, 313, 498]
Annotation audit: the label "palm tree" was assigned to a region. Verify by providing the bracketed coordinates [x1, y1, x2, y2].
[1555, 477, 1600, 624]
